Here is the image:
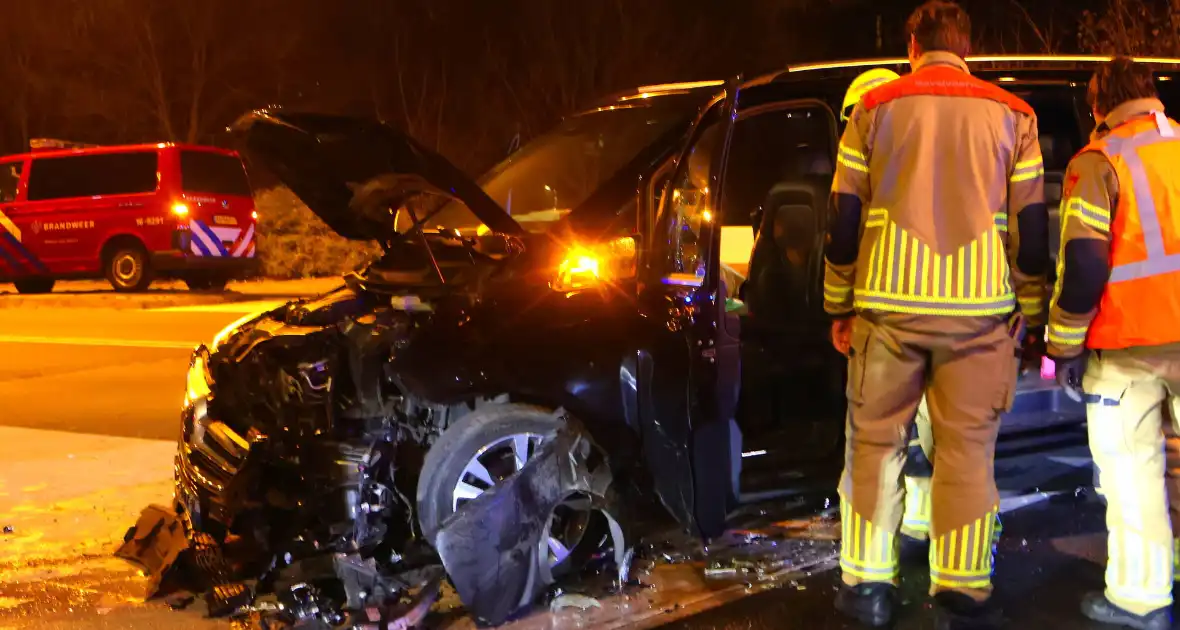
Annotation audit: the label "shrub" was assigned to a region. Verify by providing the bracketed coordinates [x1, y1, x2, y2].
[253, 186, 382, 279]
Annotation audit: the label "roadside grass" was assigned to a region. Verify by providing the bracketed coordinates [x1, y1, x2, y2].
[254, 186, 381, 279]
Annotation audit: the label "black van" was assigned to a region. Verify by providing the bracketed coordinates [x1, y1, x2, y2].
[175, 56, 1180, 620]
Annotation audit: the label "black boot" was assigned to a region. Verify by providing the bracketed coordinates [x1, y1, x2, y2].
[834, 582, 897, 627]
[933, 591, 1003, 630]
[1080, 592, 1172, 630]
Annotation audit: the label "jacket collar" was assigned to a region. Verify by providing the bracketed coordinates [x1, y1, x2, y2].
[913, 51, 970, 75]
[1102, 97, 1167, 132]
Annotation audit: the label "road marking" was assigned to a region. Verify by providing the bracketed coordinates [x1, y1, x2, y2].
[150, 299, 286, 313]
[0, 334, 196, 349]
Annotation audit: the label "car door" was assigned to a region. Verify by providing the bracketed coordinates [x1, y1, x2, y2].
[633, 78, 741, 539]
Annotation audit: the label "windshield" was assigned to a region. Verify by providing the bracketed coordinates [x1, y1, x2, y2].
[405, 102, 694, 236]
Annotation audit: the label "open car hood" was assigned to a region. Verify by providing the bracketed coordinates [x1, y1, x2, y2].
[231, 109, 523, 240]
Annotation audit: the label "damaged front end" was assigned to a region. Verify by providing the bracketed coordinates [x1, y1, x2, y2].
[148, 281, 626, 626]
[118, 108, 637, 627]
[166, 286, 462, 622]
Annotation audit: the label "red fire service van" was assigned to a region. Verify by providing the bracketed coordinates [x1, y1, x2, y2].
[0, 139, 259, 293]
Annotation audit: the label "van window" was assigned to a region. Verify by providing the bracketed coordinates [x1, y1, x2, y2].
[1021, 90, 1084, 172]
[180, 150, 252, 197]
[0, 162, 22, 203]
[1157, 81, 1180, 119]
[27, 152, 158, 201]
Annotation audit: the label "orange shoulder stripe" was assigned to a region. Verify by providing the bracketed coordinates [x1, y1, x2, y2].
[860, 66, 1034, 116]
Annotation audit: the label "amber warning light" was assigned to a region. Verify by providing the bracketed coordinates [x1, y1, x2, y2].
[551, 237, 637, 293]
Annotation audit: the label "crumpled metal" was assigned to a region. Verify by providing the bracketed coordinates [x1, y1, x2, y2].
[114, 504, 190, 596]
[434, 424, 624, 626]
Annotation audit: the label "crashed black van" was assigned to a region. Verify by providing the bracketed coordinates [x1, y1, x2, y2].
[171, 56, 1180, 623]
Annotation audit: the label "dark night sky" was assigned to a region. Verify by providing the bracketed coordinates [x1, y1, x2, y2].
[0, 0, 1161, 172]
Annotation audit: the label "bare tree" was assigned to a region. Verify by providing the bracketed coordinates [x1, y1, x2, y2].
[34, 0, 308, 144]
[1080, 0, 1180, 56]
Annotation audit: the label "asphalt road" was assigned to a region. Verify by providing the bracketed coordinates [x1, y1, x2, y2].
[0, 302, 280, 439]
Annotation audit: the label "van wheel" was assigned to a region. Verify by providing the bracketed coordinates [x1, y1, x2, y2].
[184, 275, 229, 292]
[105, 246, 152, 292]
[13, 278, 55, 294]
[416, 404, 602, 577]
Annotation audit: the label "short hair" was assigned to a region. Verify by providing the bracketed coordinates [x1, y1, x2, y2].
[906, 1, 972, 59]
[1087, 56, 1159, 116]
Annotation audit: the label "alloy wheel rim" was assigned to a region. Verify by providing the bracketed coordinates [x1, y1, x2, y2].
[451, 432, 588, 567]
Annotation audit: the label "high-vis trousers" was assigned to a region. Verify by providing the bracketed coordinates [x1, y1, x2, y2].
[901, 399, 1003, 545]
[1084, 346, 1180, 615]
[840, 314, 1016, 601]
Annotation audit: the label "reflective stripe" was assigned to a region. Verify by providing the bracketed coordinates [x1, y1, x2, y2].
[1104, 127, 1180, 283]
[840, 144, 868, 161]
[864, 207, 887, 229]
[930, 507, 998, 591]
[1064, 197, 1112, 233]
[1106, 528, 1173, 612]
[857, 210, 1013, 316]
[838, 154, 869, 173]
[1011, 156, 1045, 182]
[1048, 328, 1087, 346]
[993, 213, 1008, 233]
[838, 144, 869, 173]
[840, 497, 898, 583]
[902, 476, 931, 537]
[855, 291, 1015, 316]
[825, 280, 852, 304]
[0, 208, 20, 242]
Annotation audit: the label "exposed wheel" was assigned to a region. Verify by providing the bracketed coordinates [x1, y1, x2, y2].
[13, 278, 55, 294]
[105, 245, 152, 292]
[416, 403, 599, 574]
[184, 275, 229, 292]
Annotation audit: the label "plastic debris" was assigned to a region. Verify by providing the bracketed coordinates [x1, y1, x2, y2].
[113, 504, 190, 596]
[550, 593, 603, 612]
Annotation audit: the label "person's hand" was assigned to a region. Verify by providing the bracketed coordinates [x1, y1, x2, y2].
[831, 318, 854, 356]
[1021, 326, 1047, 375]
[1054, 353, 1089, 403]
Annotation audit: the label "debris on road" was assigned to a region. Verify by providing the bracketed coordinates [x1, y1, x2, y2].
[549, 593, 602, 612]
[113, 504, 190, 595]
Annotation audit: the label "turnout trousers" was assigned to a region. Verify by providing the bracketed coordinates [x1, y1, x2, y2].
[1084, 345, 1180, 615]
[901, 399, 1003, 545]
[839, 313, 1017, 600]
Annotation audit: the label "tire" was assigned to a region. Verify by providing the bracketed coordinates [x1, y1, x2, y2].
[13, 278, 55, 294]
[417, 403, 608, 576]
[185, 275, 229, 292]
[104, 245, 152, 292]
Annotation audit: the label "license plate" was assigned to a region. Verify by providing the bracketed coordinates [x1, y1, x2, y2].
[213, 214, 237, 226]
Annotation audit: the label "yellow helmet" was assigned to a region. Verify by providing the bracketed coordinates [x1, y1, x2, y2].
[842, 68, 901, 122]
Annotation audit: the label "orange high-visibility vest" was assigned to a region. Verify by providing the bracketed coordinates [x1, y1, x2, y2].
[1085, 112, 1180, 349]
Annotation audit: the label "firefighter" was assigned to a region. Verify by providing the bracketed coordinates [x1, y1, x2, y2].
[1048, 57, 1180, 630]
[826, 2, 1048, 626]
[841, 69, 1012, 556]
[839, 68, 970, 554]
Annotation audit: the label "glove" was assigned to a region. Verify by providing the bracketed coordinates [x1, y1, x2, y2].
[1020, 326, 1047, 375]
[1053, 352, 1089, 403]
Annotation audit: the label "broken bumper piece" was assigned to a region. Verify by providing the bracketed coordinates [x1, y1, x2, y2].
[434, 426, 625, 626]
